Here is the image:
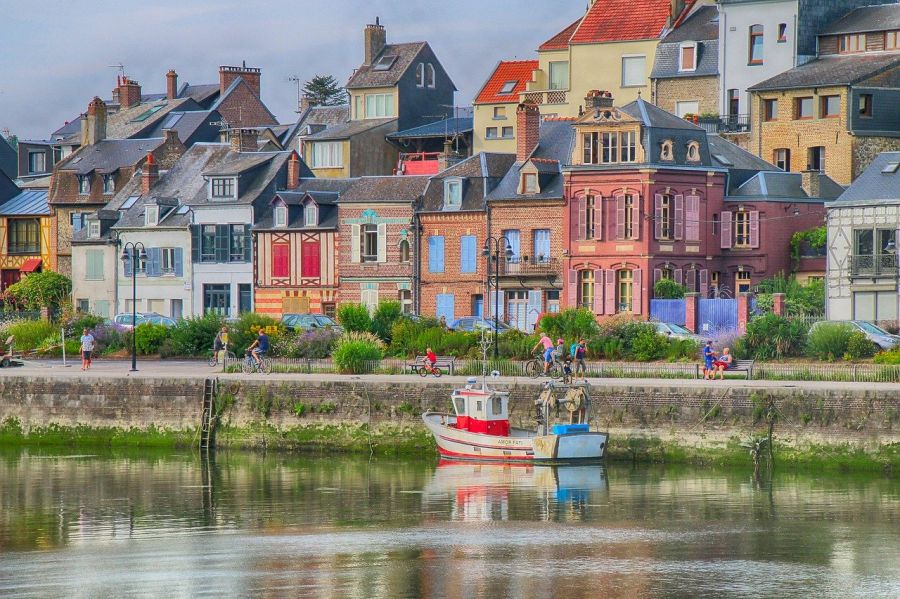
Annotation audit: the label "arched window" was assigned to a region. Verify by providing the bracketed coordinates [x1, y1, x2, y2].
[660, 140, 674, 161]
[425, 63, 435, 88]
[686, 141, 700, 162]
[399, 239, 410, 263]
[415, 63, 424, 87]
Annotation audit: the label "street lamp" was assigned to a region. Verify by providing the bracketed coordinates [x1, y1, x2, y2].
[482, 236, 513, 359]
[120, 242, 147, 372]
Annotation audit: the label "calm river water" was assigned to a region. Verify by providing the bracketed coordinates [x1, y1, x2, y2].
[0, 448, 897, 598]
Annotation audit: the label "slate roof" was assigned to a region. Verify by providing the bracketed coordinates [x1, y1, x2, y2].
[138, 109, 221, 145]
[653, 39, 719, 78]
[831, 151, 900, 206]
[56, 137, 166, 175]
[387, 115, 474, 140]
[0, 189, 50, 216]
[662, 4, 718, 43]
[729, 171, 844, 202]
[707, 134, 775, 171]
[255, 178, 356, 230]
[419, 152, 516, 212]
[0, 138, 16, 180]
[304, 117, 396, 141]
[570, 0, 672, 44]
[487, 120, 574, 202]
[539, 19, 581, 51]
[820, 4, 900, 35]
[347, 42, 427, 89]
[337, 176, 429, 204]
[748, 53, 900, 91]
[179, 83, 220, 105]
[474, 60, 539, 105]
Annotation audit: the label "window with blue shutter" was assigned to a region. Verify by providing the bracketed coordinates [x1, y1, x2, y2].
[460, 235, 476, 273]
[215, 225, 229, 263]
[503, 229, 520, 262]
[533, 230, 551, 263]
[436, 293, 455, 322]
[123, 252, 133, 278]
[428, 235, 445, 273]
[146, 247, 161, 277]
[174, 248, 184, 277]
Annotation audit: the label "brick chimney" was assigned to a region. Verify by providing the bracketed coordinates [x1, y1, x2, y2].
[287, 151, 301, 189]
[142, 153, 158, 194]
[219, 62, 261, 98]
[585, 90, 615, 111]
[516, 102, 541, 162]
[801, 170, 822, 198]
[364, 18, 387, 66]
[82, 97, 107, 146]
[299, 94, 318, 114]
[118, 76, 142, 109]
[230, 128, 258, 153]
[166, 69, 178, 100]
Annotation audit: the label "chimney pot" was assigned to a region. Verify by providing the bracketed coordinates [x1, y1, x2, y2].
[516, 102, 541, 162]
[801, 170, 822, 198]
[219, 63, 262, 99]
[166, 69, 178, 100]
[299, 94, 318, 114]
[117, 76, 142, 109]
[364, 19, 387, 66]
[230, 128, 258, 153]
[287, 151, 301, 189]
[83, 97, 108, 146]
[142, 152, 159, 195]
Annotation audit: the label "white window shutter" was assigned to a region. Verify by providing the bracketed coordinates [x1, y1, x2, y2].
[351, 224, 361, 263]
[377, 223, 387, 262]
[720, 211, 732, 249]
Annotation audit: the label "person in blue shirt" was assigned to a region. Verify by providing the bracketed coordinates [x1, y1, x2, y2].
[247, 329, 270, 368]
[703, 340, 716, 380]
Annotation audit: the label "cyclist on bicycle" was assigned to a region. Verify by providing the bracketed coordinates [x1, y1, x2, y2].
[247, 329, 269, 368]
[424, 347, 438, 374]
[531, 333, 555, 376]
[213, 326, 229, 362]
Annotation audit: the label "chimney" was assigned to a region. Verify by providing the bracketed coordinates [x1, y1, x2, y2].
[801, 170, 822, 198]
[166, 69, 178, 100]
[287, 151, 301, 189]
[516, 102, 541, 162]
[438, 139, 459, 172]
[364, 18, 387, 66]
[230, 128, 258, 153]
[142, 153, 158, 194]
[299, 94, 318, 114]
[118, 76, 142, 109]
[585, 90, 615, 111]
[83, 97, 107, 146]
[219, 62, 262, 98]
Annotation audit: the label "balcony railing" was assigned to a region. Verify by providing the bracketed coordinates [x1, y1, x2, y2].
[697, 114, 751, 134]
[851, 253, 898, 277]
[500, 257, 560, 277]
[520, 89, 568, 106]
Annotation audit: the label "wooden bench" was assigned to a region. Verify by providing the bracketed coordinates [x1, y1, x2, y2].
[406, 355, 457, 375]
[702, 359, 755, 379]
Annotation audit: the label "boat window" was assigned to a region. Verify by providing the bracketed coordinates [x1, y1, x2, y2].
[454, 397, 466, 415]
[492, 396, 503, 416]
[476, 400, 482, 413]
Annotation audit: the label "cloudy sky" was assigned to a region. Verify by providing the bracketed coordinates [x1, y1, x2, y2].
[0, 0, 582, 140]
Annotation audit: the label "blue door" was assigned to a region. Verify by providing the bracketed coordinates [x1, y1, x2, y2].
[473, 294, 484, 318]
[650, 299, 686, 325]
[698, 298, 738, 334]
[436, 293, 455, 322]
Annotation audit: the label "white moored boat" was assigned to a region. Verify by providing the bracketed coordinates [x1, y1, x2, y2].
[422, 378, 608, 462]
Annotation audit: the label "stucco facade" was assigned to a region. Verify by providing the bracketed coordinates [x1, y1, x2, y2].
[114, 227, 193, 318]
[70, 242, 117, 318]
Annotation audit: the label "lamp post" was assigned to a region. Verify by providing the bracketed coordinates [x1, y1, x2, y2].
[120, 242, 147, 372]
[482, 236, 513, 359]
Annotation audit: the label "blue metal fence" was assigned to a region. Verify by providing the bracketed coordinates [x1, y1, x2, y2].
[649, 299, 686, 325]
[698, 298, 738, 334]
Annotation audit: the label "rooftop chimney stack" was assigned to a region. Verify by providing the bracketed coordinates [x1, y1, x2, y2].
[166, 69, 178, 100]
[516, 102, 541, 163]
[142, 153, 158, 194]
[230, 128, 258, 153]
[299, 94, 318, 114]
[83, 97, 108, 146]
[801, 169, 822, 198]
[287, 151, 301, 189]
[585, 90, 615, 111]
[219, 62, 262, 98]
[118, 76, 142, 109]
[364, 17, 387, 66]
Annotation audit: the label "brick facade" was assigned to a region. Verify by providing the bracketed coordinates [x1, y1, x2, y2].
[418, 211, 487, 319]
[653, 76, 719, 117]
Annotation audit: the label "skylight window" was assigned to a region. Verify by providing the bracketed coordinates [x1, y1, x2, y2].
[161, 113, 183, 129]
[498, 81, 518, 94]
[129, 105, 165, 123]
[712, 154, 734, 167]
[176, 205, 191, 214]
[120, 195, 140, 210]
[882, 162, 900, 174]
[372, 55, 398, 71]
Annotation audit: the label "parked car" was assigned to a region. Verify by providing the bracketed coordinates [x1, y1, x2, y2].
[281, 313, 342, 333]
[653, 322, 703, 342]
[111, 312, 176, 330]
[809, 320, 900, 351]
[449, 316, 513, 333]
[145, 314, 177, 327]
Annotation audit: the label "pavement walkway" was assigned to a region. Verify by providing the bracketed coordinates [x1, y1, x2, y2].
[4, 358, 900, 392]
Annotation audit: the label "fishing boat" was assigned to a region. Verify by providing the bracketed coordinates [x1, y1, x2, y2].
[422, 378, 608, 462]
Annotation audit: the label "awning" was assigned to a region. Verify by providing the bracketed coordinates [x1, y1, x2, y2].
[19, 258, 42, 273]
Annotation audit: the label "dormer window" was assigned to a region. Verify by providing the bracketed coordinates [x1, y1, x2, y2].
[145, 205, 159, 227]
[686, 141, 701, 162]
[582, 130, 637, 165]
[444, 179, 462, 210]
[660, 140, 674, 161]
[304, 203, 318, 227]
[103, 174, 115, 194]
[425, 63, 435, 88]
[78, 175, 90, 195]
[839, 34, 866, 54]
[522, 172, 538, 194]
[210, 177, 236, 201]
[679, 42, 697, 72]
[274, 205, 287, 227]
[415, 63, 425, 87]
[88, 221, 101, 239]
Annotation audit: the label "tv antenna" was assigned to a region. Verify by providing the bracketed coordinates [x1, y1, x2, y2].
[288, 75, 303, 113]
[108, 63, 126, 78]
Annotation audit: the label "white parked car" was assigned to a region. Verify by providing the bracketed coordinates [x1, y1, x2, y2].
[653, 322, 704, 342]
[809, 320, 900, 351]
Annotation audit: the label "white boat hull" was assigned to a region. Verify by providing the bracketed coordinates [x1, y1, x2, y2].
[423, 412, 607, 462]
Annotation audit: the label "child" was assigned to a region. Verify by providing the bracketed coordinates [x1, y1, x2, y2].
[703, 340, 716, 380]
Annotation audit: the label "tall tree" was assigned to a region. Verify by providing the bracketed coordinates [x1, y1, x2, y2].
[302, 75, 346, 107]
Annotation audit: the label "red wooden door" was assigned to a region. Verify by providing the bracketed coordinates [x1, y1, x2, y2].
[272, 244, 290, 278]
[301, 241, 320, 278]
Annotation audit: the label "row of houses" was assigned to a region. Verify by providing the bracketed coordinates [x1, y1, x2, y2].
[0, 1, 898, 327]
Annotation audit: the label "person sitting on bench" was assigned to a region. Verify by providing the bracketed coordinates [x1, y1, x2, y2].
[713, 347, 733, 380]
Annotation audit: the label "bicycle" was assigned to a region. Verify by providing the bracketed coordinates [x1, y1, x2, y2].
[417, 363, 443, 378]
[242, 351, 273, 374]
[207, 345, 236, 367]
[525, 352, 562, 380]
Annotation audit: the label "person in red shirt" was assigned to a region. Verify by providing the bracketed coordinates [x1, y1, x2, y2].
[425, 347, 438, 374]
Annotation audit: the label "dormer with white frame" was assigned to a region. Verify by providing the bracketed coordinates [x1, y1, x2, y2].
[303, 198, 318, 227]
[145, 203, 159, 226]
[207, 176, 238, 202]
[443, 177, 463, 211]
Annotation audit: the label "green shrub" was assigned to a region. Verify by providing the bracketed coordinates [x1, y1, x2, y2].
[599, 314, 656, 356]
[538, 309, 600, 342]
[806, 322, 854, 361]
[844, 331, 876, 361]
[590, 336, 624, 360]
[653, 278, 685, 299]
[371, 301, 403, 343]
[332, 332, 384, 373]
[64, 313, 106, 338]
[498, 330, 540, 360]
[2, 271, 72, 311]
[272, 328, 339, 359]
[744, 314, 807, 360]
[165, 313, 224, 356]
[630, 329, 667, 361]
[4, 319, 55, 350]
[665, 338, 701, 362]
[34, 332, 80, 357]
[134, 323, 167, 355]
[755, 273, 824, 316]
[229, 313, 280, 354]
[337, 303, 372, 333]
[874, 346, 900, 365]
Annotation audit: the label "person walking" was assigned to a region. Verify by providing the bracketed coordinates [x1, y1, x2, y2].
[573, 339, 587, 381]
[80, 327, 95, 371]
[702, 340, 716, 380]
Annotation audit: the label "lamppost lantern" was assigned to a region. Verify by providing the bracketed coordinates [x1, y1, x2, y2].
[120, 241, 147, 372]
[885, 239, 896, 255]
[504, 245, 513, 261]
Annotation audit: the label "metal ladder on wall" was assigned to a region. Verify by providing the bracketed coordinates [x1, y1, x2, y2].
[199, 378, 218, 451]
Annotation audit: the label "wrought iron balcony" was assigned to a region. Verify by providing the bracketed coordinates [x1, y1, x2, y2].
[499, 256, 561, 277]
[697, 114, 751, 134]
[520, 89, 568, 106]
[851, 253, 898, 277]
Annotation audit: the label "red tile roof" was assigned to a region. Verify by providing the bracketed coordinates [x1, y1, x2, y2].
[570, 0, 672, 44]
[474, 60, 538, 105]
[539, 19, 581, 51]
